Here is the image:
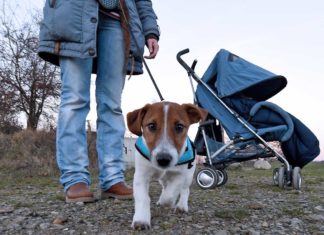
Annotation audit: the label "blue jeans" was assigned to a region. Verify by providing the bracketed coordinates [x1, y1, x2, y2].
[57, 14, 126, 192]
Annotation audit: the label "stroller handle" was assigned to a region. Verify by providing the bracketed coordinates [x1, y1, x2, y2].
[176, 49, 193, 73]
[177, 49, 201, 83]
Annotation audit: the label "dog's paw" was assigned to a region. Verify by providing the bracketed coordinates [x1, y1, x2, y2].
[132, 221, 151, 230]
[156, 200, 169, 207]
[175, 206, 188, 214]
[157, 198, 175, 207]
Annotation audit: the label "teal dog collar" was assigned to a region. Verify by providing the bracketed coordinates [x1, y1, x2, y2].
[135, 136, 195, 169]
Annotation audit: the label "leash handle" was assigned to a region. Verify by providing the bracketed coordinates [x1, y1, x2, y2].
[119, 1, 164, 101]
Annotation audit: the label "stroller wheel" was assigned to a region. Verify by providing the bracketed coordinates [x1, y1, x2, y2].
[215, 169, 228, 186]
[292, 167, 302, 190]
[278, 166, 286, 189]
[273, 168, 279, 186]
[196, 167, 219, 189]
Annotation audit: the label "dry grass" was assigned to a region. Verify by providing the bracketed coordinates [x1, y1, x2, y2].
[0, 130, 57, 176]
[0, 130, 98, 177]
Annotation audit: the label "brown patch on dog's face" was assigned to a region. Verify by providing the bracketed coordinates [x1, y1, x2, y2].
[140, 102, 166, 152]
[165, 103, 199, 154]
[170, 103, 207, 154]
[127, 102, 207, 157]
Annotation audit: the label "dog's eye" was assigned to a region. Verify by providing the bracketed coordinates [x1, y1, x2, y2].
[175, 123, 185, 133]
[147, 123, 157, 132]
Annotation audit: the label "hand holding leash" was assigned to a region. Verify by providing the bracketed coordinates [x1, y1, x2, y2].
[144, 38, 159, 59]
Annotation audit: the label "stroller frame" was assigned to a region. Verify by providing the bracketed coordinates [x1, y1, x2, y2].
[177, 49, 297, 189]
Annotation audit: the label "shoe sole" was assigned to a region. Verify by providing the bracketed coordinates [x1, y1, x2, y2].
[101, 193, 133, 200]
[65, 196, 95, 203]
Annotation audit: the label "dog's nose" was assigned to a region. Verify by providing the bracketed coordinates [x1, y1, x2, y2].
[156, 153, 172, 167]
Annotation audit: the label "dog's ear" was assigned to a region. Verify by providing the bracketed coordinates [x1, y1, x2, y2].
[182, 103, 208, 124]
[126, 104, 151, 136]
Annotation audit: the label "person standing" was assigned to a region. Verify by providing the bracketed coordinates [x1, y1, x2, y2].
[38, 0, 160, 202]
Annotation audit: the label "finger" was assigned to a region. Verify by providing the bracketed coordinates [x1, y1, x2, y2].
[144, 41, 154, 59]
[148, 40, 153, 54]
[151, 43, 159, 58]
[144, 41, 159, 59]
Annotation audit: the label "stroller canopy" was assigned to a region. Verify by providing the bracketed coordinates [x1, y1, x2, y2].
[201, 49, 287, 101]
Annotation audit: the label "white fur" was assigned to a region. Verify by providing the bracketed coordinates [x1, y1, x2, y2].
[150, 105, 179, 168]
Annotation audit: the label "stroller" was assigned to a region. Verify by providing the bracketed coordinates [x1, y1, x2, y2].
[177, 49, 320, 190]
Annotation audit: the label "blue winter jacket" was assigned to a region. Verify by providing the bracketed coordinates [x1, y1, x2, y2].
[38, 0, 160, 75]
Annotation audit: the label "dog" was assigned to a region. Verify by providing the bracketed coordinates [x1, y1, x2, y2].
[126, 101, 207, 230]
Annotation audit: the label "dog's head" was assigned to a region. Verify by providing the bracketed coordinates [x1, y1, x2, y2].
[127, 102, 207, 169]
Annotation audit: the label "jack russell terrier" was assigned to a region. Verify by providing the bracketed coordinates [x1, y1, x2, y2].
[126, 101, 207, 230]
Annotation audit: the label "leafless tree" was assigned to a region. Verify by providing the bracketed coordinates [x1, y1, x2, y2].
[0, 13, 60, 130]
[0, 80, 22, 133]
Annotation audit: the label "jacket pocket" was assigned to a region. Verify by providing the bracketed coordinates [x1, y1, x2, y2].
[42, 0, 83, 43]
[49, 0, 56, 8]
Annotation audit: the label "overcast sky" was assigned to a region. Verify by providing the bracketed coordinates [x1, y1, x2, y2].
[7, 0, 324, 161]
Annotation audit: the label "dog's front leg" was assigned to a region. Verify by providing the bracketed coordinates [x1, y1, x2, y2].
[132, 159, 152, 230]
[176, 165, 196, 212]
[157, 177, 179, 208]
[176, 187, 190, 212]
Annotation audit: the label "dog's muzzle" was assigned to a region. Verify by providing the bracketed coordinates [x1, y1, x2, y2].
[156, 153, 172, 167]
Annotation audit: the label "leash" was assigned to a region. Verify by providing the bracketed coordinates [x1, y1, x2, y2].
[118, 0, 164, 101]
